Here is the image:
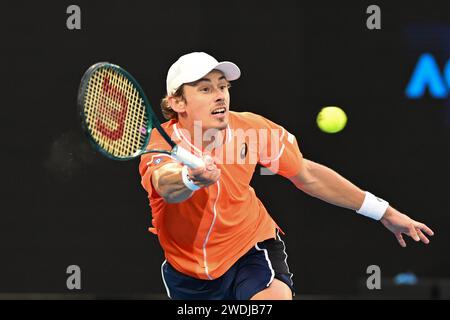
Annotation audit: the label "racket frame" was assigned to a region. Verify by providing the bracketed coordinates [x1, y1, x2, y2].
[77, 62, 175, 161]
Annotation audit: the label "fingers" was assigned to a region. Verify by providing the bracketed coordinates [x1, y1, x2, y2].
[385, 211, 434, 247]
[189, 164, 218, 180]
[416, 228, 430, 244]
[408, 225, 420, 242]
[186, 155, 220, 188]
[188, 155, 215, 176]
[194, 169, 221, 188]
[395, 233, 407, 248]
[401, 227, 430, 246]
[188, 166, 205, 176]
[203, 155, 215, 171]
[415, 222, 435, 237]
[399, 222, 434, 247]
[189, 169, 217, 183]
[412, 221, 434, 244]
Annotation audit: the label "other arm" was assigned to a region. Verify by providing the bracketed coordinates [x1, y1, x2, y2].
[288, 158, 434, 247]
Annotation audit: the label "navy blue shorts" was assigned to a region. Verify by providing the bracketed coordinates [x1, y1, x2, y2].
[161, 232, 294, 300]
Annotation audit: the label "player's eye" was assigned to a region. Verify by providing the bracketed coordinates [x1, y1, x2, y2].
[219, 83, 231, 90]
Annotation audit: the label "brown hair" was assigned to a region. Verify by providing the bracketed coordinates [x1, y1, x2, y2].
[160, 86, 185, 120]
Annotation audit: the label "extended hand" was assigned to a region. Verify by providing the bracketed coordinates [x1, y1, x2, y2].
[187, 155, 221, 188]
[380, 207, 434, 247]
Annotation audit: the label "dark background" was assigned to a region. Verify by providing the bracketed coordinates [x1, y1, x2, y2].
[0, 0, 449, 298]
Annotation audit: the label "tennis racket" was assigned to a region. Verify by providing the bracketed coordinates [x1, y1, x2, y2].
[77, 62, 205, 168]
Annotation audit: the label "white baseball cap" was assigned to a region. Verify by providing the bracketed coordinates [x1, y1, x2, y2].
[166, 52, 241, 96]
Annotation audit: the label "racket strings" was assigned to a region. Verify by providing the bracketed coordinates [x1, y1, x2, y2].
[83, 67, 149, 158]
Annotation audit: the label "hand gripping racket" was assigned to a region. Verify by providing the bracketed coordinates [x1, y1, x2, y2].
[77, 62, 204, 168]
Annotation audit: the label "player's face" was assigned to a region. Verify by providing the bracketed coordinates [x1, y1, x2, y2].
[182, 70, 231, 131]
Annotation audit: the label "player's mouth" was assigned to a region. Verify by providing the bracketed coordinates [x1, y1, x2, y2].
[211, 106, 227, 118]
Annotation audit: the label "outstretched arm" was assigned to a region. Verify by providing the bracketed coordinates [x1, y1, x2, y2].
[152, 155, 220, 203]
[288, 158, 434, 247]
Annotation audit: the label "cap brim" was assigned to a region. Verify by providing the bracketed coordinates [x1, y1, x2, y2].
[214, 61, 241, 81]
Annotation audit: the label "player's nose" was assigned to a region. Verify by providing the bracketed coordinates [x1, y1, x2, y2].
[213, 88, 226, 102]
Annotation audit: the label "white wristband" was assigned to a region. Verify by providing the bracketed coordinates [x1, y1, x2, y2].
[181, 165, 200, 191]
[356, 191, 389, 220]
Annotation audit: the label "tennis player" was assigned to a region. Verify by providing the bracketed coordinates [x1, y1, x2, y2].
[138, 52, 434, 300]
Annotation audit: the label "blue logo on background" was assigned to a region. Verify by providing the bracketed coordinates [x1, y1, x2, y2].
[394, 272, 418, 285]
[403, 25, 450, 125]
[405, 53, 450, 98]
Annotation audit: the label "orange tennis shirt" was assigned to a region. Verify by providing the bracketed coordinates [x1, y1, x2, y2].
[138, 111, 303, 280]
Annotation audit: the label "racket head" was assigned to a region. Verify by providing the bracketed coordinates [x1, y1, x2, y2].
[77, 62, 159, 161]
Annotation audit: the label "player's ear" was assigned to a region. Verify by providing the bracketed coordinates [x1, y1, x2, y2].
[168, 95, 186, 113]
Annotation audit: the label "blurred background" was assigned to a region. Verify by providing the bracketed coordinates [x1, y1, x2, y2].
[0, 0, 449, 299]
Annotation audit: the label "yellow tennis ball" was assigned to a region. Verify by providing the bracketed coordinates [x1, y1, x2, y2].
[316, 106, 347, 133]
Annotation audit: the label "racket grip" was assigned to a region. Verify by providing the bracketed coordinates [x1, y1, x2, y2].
[171, 145, 205, 169]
